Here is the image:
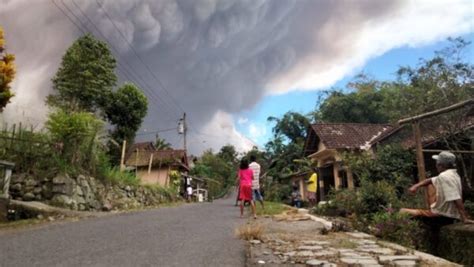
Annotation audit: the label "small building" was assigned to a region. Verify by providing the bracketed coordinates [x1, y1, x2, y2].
[303, 123, 393, 200]
[125, 142, 189, 186]
[290, 171, 311, 201]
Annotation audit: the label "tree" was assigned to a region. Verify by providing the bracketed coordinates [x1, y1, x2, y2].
[155, 135, 171, 150]
[48, 34, 117, 112]
[267, 111, 310, 144]
[105, 83, 148, 144]
[217, 145, 238, 165]
[0, 26, 15, 111]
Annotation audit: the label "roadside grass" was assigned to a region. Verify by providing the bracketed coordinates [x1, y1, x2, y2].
[235, 223, 265, 240]
[256, 201, 291, 216]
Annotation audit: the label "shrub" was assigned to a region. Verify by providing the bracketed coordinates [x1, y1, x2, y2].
[359, 180, 399, 215]
[371, 210, 424, 248]
[464, 200, 474, 217]
[100, 166, 140, 186]
[265, 182, 291, 202]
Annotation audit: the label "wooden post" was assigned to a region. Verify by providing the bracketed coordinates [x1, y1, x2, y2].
[135, 149, 139, 176]
[148, 153, 154, 174]
[413, 121, 430, 208]
[120, 140, 127, 172]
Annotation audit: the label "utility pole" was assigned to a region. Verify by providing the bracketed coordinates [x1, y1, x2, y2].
[178, 113, 187, 153]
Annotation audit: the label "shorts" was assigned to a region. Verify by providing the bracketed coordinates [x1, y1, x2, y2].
[253, 189, 263, 201]
[307, 191, 316, 200]
[239, 185, 253, 201]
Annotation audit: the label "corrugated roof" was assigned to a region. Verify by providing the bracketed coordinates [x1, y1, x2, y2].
[310, 123, 394, 150]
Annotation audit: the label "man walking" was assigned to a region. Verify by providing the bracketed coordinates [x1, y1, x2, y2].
[249, 155, 264, 209]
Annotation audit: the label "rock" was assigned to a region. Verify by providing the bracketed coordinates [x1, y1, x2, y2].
[297, 208, 309, 214]
[297, 245, 323, 251]
[296, 251, 314, 257]
[24, 179, 38, 187]
[51, 194, 74, 208]
[75, 185, 84, 196]
[102, 202, 112, 212]
[359, 247, 394, 255]
[306, 259, 327, 266]
[52, 184, 73, 195]
[346, 232, 374, 239]
[33, 187, 42, 194]
[250, 240, 262, 245]
[340, 257, 379, 265]
[378, 255, 419, 264]
[37, 214, 44, 220]
[302, 241, 330, 246]
[52, 174, 71, 185]
[41, 184, 53, 199]
[23, 192, 36, 201]
[394, 260, 417, 267]
[47, 216, 55, 221]
[34, 194, 42, 201]
[257, 260, 265, 264]
[10, 183, 22, 192]
[313, 251, 337, 257]
[284, 251, 296, 257]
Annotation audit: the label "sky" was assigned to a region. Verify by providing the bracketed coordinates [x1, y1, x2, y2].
[0, 0, 472, 155]
[236, 33, 474, 147]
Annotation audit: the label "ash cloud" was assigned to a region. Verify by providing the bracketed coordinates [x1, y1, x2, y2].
[0, 0, 471, 154]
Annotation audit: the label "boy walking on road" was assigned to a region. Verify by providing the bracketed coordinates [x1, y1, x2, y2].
[249, 155, 264, 210]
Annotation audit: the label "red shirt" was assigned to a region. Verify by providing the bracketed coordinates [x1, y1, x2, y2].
[239, 169, 253, 187]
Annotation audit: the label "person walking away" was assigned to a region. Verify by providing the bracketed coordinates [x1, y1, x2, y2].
[238, 158, 257, 219]
[291, 184, 302, 208]
[186, 186, 193, 202]
[400, 151, 473, 223]
[249, 155, 264, 210]
[307, 169, 318, 207]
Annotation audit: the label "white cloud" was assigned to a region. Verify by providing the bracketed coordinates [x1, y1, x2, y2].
[237, 117, 249, 124]
[268, 0, 472, 94]
[189, 110, 256, 154]
[248, 122, 267, 142]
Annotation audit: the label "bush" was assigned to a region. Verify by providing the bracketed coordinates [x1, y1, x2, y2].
[100, 166, 140, 186]
[464, 200, 474, 217]
[265, 182, 291, 202]
[358, 180, 399, 215]
[371, 210, 424, 248]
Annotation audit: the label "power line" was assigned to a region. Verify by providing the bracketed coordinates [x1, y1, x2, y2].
[135, 127, 178, 136]
[94, 0, 186, 116]
[67, 0, 179, 120]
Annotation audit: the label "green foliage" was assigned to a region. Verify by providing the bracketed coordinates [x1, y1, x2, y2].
[267, 111, 310, 144]
[256, 201, 290, 216]
[46, 109, 105, 172]
[372, 211, 424, 248]
[217, 144, 239, 166]
[358, 180, 399, 215]
[105, 83, 148, 143]
[344, 145, 415, 196]
[99, 166, 140, 186]
[265, 183, 291, 202]
[154, 135, 171, 150]
[464, 200, 474, 217]
[190, 149, 235, 198]
[48, 34, 117, 112]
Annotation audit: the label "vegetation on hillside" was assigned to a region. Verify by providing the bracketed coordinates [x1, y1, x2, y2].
[0, 26, 15, 111]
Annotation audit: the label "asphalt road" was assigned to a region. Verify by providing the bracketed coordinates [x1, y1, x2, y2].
[0, 193, 246, 267]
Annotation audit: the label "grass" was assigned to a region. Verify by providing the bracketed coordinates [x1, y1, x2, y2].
[255, 201, 291, 216]
[235, 223, 265, 241]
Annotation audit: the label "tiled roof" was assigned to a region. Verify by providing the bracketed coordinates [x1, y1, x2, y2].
[310, 123, 393, 150]
[125, 148, 187, 167]
[125, 142, 156, 160]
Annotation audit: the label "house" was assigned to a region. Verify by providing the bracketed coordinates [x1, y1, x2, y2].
[125, 142, 189, 186]
[303, 123, 394, 200]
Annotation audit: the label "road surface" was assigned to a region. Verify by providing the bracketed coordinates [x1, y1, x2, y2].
[0, 193, 246, 267]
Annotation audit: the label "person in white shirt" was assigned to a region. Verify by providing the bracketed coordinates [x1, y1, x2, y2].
[249, 155, 264, 209]
[401, 151, 472, 224]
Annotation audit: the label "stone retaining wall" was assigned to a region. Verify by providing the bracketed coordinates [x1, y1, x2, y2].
[8, 173, 177, 212]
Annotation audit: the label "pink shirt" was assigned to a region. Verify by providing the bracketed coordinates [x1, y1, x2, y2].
[239, 169, 253, 187]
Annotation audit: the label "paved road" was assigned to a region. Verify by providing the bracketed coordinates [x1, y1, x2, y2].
[0, 193, 246, 267]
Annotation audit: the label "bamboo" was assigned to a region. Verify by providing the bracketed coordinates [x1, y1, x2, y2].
[413, 122, 430, 208]
[148, 153, 154, 174]
[399, 99, 473, 125]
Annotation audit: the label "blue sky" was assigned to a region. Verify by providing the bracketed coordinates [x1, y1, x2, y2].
[236, 33, 474, 147]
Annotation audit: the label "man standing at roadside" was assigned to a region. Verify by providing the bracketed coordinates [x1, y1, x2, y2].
[249, 155, 264, 209]
[307, 169, 318, 207]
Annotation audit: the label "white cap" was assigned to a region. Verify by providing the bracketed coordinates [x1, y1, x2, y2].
[432, 151, 456, 165]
